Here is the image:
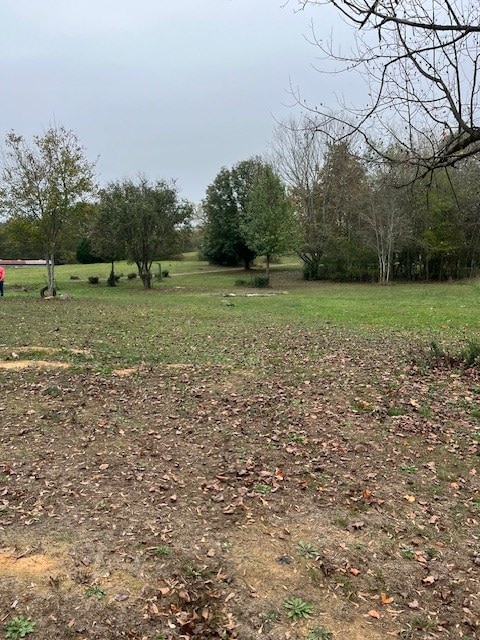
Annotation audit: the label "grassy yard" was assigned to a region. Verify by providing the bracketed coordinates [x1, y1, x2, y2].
[0, 263, 479, 639]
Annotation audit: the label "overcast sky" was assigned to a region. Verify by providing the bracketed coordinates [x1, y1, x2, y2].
[0, 0, 358, 203]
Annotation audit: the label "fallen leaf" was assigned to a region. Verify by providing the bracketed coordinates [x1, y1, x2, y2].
[380, 593, 394, 605]
[422, 575, 436, 585]
[408, 600, 420, 609]
[368, 609, 381, 619]
[404, 494, 416, 503]
[362, 489, 373, 501]
[350, 567, 361, 576]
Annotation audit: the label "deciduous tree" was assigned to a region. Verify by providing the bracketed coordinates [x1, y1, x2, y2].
[242, 164, 298, 279]
[97, 177, 192, 289]
[202, 158, 264, 268]
[0, 125, 96, 295]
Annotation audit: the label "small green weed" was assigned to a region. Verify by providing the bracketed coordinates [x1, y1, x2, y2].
[400, 464, 418, 474]
[307, 626, 333, 640]
[153, 545, 171, 557]
[5, 616, 36, 639]
[387, 406, 405, 416]
[296, 541, 320, 559]
[259, 610, 279, 632]
[284, 597, 313, 620]
[288, 432, 306, 443]
[253, 483, 271, 494]
[400, 546, 415, 560]
[419, 405, 433, 419]
[85, 584, 106, 599]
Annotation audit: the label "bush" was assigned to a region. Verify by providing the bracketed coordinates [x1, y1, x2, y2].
[252, 275, 270, 288]
[70, 275, 80, 280]
[88, 276, 99, 284]
[461, 340, 480, 367]
[235, 279, 249, 287]
[127, 272, 137, 280]
[415, 338, 480, 370]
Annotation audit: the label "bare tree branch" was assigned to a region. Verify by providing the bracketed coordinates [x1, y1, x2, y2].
[293, 0, 480, 173]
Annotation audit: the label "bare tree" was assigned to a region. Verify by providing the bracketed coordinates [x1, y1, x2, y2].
[270, 116, 327, 278]
[295, 0, 480, 174]
[361, 160, 412, 283]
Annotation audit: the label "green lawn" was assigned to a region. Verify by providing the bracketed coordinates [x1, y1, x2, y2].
[1, 259, 479, 372]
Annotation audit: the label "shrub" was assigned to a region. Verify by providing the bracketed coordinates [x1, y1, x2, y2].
[88, 276, 99, 284]
[252, 275, 270, 288]
[235, 279, 249, 287]
[127, 272, 137, 280]
[415, 338, 480, 370]
[70, 275, 80, 280]
[155, 268, 170, 279]
[461, 339, 480, 367]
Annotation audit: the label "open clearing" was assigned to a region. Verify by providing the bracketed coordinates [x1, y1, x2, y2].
[0, 269, 479, 639]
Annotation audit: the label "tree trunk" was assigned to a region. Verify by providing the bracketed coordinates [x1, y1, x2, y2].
[265, 255, 271, 281]
[141, 269, 152, 289]
[298, 252, 322, 280]
[45, 252, 56, 296]
[107, 260, 116, 287]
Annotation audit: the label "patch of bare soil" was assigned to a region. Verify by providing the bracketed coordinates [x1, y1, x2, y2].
[0, 346, 91, 369]
[1, 331, 479, 639]
[0, 360, 70, 369]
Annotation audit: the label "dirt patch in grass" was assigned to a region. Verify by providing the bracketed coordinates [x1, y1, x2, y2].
[0, 549, 62, 579]
[1, 328, 479, 639]
[0, 346, 91, 370]
[0, 360, 70, 369]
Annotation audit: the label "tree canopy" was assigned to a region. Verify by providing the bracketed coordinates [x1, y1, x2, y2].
[96, 177, 192, 289]
[0, 125, 96, 294]
[202, 158, 265, 268]
[242, 165, 298, 279]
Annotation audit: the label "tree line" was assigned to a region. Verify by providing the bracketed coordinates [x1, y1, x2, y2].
[1, 120, 480, 293]
[203, 124, 480, 283]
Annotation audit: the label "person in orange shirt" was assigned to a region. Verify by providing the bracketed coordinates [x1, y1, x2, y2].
[0, 266, 4, 297]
